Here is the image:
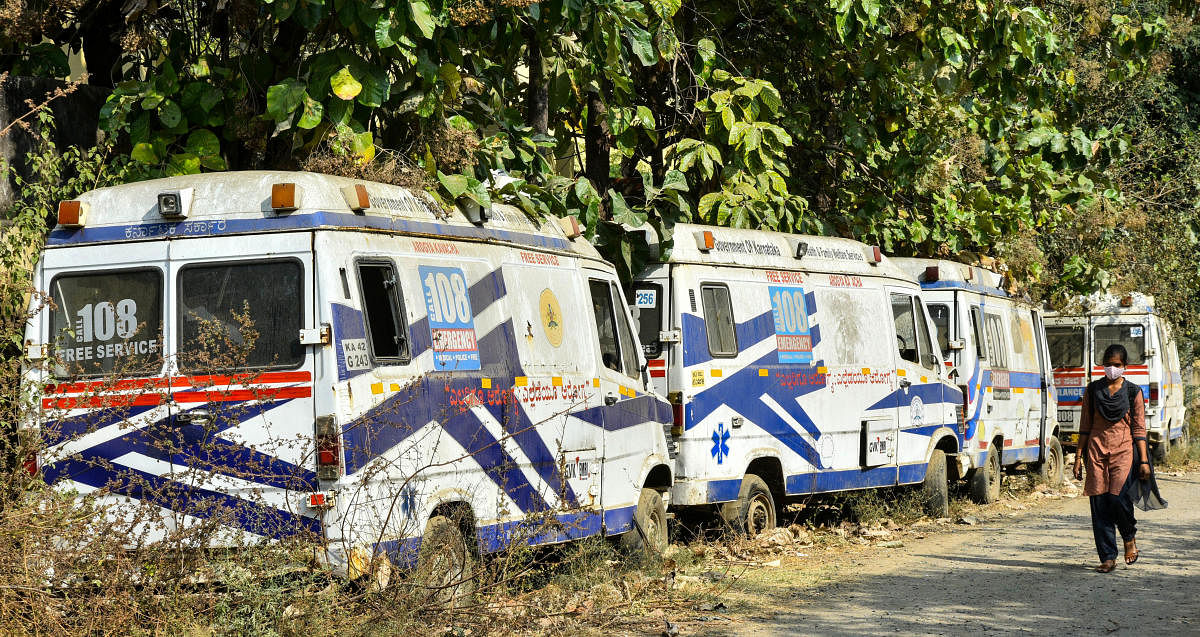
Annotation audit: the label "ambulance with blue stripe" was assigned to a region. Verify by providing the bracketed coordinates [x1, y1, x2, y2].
[893, 258, 1063, 503]
[22, 171, 674, 586]
[631, 225, 963, 531]
[1046, 293, 1187, 461]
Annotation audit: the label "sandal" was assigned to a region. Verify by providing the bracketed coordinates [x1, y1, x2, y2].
[1097, 560, 1116, 573]
[1125, 539, 1139, 565]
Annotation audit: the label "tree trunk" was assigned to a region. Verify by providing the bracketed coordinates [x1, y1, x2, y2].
[585, 88, 610, 209]
[524, 25, 549, 137]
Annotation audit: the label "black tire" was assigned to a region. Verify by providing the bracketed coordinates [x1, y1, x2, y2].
[921, 449, 950, 518]
[1035, 436, 1065, 487]
[1152, 441, 1167, 463]
[620, 488, 668, 554]
[719, 474, 777, 536]
[415, 515, 476, 606]
[969, 441, 1002, 503]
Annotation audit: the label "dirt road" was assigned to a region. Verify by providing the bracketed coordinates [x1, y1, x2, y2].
[706, 473, 1200, 636]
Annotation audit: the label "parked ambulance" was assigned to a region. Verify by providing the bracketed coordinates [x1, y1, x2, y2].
[22, 171, 675, 586]
[631, 224, 963, 531]
[1046, 293, 1187, 460]
[893, 258, 1063, 502]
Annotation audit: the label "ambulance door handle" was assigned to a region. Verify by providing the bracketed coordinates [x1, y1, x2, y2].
[899, 377, 911, 389]
[177, 409, 213, 426]
[605, 393, 618, 406]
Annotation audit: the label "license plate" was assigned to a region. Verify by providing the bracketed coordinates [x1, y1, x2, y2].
[1057, 409, 1074, 424]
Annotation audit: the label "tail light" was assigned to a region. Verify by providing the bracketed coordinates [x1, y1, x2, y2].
[315, 415, 342, 480]
[1149, 383, 1159, 406]
[668, 391, 684, 437]
[22, 450, 36, 477]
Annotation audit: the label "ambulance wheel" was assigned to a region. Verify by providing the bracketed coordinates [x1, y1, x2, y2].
[720, 474, 776, 536]
[1152, 441, 1167, 463]
[1034, 436, 1064, 487]
[969, 441, 1002, 504]
[621, 488, 668, 554]
[921, 450, 949, 518]
[415, 515, 476, 606]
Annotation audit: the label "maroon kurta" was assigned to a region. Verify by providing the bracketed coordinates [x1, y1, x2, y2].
[1079, 380, 1146, 496]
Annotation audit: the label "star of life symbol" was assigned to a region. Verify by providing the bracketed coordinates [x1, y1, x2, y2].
[400, 486, 418, 518]
[910, 395, 925, 427]
[711, 422, 731, 464]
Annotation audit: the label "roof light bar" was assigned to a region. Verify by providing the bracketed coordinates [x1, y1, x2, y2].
[340, 184, 370, 212]
[788, 238, 808, 259]
[57, 200, 88, 228]
[924, 265, 939, 282]
[557, 215, 583, 239]
[864, 245, 882, 264]
[695, 230, 716, 252]
[271, 183, 299, 212]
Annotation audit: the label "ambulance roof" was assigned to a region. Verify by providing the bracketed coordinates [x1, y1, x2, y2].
[1047, 292, 1157, 319]
[660, 223, 914, 281]
[46, 170, 600, 259]
[890, 257, 1007, 296]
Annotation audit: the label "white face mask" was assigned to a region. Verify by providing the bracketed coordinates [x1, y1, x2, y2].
[1104, 365, 1125, 380]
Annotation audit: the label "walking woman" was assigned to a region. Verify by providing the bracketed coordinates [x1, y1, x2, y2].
[1072, 344, 1150, 573]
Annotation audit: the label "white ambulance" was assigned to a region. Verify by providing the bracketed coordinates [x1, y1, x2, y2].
[631, 224, 964, 531]
[21, 171, 674, 585]
[893, 258, 1063, 502]
[1046, 293, 1187, 460]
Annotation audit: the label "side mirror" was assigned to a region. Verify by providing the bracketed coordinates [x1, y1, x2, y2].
[924, 352, 941, 368]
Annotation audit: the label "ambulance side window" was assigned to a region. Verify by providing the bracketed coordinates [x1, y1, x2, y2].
[984, 313, 1008, 368]
[178, 260, 304, 372]
[914, 299, 938, 370]
[970, 306, 986, 360]
[890, 293, 919, 364]
[610, 282, 641, 378]
[357, 261, 410, 363]
[590, 279, 625, 374]
[928, 303, 951, 354]
[700, 284, 738, 357]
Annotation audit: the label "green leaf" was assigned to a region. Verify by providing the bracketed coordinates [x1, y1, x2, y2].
[352, 130, 375, 162]
[185, 129, 221, 158]
[720, 107, 734, 131]
[661, 169, 689, 192]
[438, 172, 470, 199]
[696, 38, 717, 63]
[608, 190, 645, 227]
[410, 0, 436, 39]
[647, 0, 682, 18]
[131, 142, 161, 164]
[627, 27, 657, 66]
[267, 78, 306, 120]
[158, 99, 182, 127]
[729, 121, 750, 146]
[167, 152, 202, 176]
[330, 66, 363, 100]
[297, 94, 324, 129]
[698, 191, 722, 216]
[375, 12, 397, 48]
[438, 63, 463, 101]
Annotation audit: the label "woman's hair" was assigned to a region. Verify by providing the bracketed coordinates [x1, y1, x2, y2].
[1102, 343, 1129, 365]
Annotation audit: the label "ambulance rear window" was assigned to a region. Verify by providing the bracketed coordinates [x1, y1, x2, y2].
[700, 284, 737, 357]
[178, 260, 304, 371]
[49, 269, 164, 378]
[1047, 326, 1084, 368]
[1093, 324, 1145, 365]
